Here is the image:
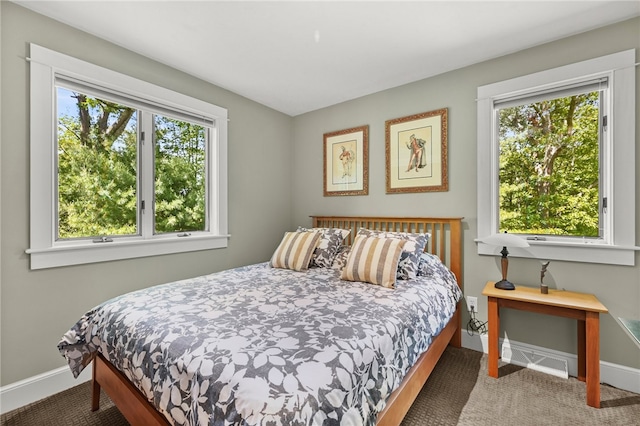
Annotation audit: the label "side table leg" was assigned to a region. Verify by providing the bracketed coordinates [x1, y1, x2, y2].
[577, 319, 586, 382]
[586, 312, 600, 408]
[488, 296, 499, 378]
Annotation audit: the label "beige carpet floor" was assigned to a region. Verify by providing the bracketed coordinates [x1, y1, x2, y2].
[455, 355, 640, 426]
[2, 346, 639, 425]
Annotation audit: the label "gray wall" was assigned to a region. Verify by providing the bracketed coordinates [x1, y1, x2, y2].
[291, 18, 640, 370]
[0, 2, 293, 385]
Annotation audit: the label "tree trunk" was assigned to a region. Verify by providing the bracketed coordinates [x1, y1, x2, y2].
[75, 94, 91, 147]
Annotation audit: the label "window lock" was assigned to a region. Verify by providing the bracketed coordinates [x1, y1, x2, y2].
[92, 236, 114, 243]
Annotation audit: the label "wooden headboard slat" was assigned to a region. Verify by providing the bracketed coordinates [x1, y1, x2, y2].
[310, 216, 463, 289]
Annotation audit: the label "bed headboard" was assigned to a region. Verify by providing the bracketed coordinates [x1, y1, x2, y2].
[311, 216, 463, 288]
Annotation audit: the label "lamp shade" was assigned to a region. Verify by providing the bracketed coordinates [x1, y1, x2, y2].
[480, 232, 530, 248]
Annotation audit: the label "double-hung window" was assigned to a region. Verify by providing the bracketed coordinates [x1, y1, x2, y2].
[477, 50, 636, 265]
[28, 44, 228, 269]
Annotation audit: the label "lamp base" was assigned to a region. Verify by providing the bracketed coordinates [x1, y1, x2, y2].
[494, 279, 516, 290]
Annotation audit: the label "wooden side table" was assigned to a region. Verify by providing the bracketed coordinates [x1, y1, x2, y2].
[482, 281, 608, 408]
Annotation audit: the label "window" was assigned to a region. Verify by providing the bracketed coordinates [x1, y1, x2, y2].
[28, 44, 228, 269]
[56, 86, 140, 240]
[497, 82, 605, 239]
[56, 86, 209, 240]
[477, 50, 636, 265]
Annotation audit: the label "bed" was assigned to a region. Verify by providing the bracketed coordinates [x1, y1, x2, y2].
[59, 216, 463, 425]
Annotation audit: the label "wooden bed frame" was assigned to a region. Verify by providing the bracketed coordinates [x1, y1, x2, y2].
[91, 216, 463, 425]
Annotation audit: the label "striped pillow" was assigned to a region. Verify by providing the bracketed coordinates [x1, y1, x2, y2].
[357, 229, 429, 280]
[270, 231, 322, 271]
[341, 235, 407, 288]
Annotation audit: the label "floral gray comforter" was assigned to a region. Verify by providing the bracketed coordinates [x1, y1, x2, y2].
[59, 262, 461, 426]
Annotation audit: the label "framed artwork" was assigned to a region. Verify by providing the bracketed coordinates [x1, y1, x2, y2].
[323, 125, 369, 196]
[385, 108, 448, 193]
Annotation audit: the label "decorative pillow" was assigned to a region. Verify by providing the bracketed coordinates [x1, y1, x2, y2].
[417, 252, 443, 277]
[357, 229, 429, 280]
[417, 252, 457, 281]
[270, 231, 322, 271]
[340, 235, 406, 288]
[297, 227, 350, 268]
[331, 245, 351, 270]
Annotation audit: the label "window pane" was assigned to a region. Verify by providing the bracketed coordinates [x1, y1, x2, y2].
[498, 91, 600, 237]
[154, 115, 207, 234]
[56, 87, 138, 239]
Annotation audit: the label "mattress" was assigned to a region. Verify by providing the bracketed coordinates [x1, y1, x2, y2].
[59, 261, 461, 425]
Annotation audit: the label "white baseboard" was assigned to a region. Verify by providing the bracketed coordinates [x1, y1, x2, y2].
[0, 365, 90, 414]
[2, 333, 638, 414]
[462, 330, 640, 394]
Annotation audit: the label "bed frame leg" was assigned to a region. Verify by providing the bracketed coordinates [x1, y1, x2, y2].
[91, 358, 101, 411]
[450, 307, 462, 348]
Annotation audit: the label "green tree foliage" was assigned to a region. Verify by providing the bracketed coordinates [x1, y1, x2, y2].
[57, 90, 206, 239]
[498, 92, 600, 237]
[57, 94, 138, 238]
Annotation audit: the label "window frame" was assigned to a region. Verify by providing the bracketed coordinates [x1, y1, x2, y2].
[477, 50, 636, 266]
[27, 44, 229, 269]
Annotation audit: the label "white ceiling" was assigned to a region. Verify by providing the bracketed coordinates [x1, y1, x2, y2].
[15, 1, 640, 116]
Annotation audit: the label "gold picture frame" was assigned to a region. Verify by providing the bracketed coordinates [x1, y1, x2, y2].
[385, 108, 448, 193]
[323, 125, 369, 196]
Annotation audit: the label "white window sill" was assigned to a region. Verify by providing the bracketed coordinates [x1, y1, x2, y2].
[476, 239, 638, 266]
[26, 234, 230, 270]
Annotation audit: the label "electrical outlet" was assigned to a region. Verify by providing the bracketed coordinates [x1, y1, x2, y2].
[466, 296, 478, 313]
